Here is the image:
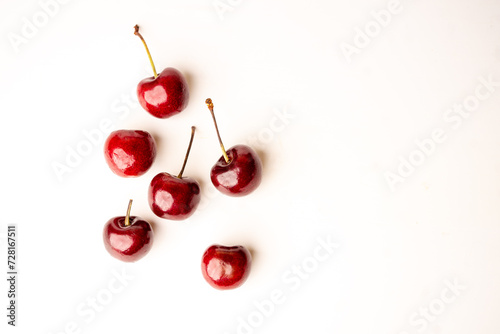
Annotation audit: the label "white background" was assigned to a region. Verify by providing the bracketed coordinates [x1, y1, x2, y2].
[1, 0, 500, 333]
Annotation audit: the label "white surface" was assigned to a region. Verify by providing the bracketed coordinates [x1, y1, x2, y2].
[1, 0, 500, 333]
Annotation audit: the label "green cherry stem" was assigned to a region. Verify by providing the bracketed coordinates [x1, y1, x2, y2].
[124, 199, 133, 227]
[205, 98, 230, 163]
[134, 25, 158, 79]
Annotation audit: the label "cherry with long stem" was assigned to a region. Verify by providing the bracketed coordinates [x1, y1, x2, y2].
[134, 25, 158, 79]
[124, 199, 133, 227]
[178, 126, 196, 178]
[205, 98, 230, 163]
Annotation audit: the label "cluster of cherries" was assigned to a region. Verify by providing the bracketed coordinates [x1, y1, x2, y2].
[102, 26, 262, 290]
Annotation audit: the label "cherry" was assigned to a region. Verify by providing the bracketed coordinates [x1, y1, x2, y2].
[205, 98, 263, 196]
[148, 126, 201, 220]
[104, 129, 156, 177]
[201, 244, 252, 290]
[134, 25, 189, 119]
[103, 199, 154, 262]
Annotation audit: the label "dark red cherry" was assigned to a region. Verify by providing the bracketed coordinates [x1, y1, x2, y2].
[148, 127, 201, 220]
[201, 245, 252, 290]
[134, 25, 189, 119]
[205, 98, 263, 196]
[104, 129, 156, 177]
[103, 200, 153, 262]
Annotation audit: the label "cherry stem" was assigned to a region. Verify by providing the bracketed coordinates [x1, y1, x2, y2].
[178, 126, 196, 178]
[134, 25, 158, 79]
[124, 199, 133, 227]
[205, 98, 230, 163]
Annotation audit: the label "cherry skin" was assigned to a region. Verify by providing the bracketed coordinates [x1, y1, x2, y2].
[137, 67, 189, 119]
[104, 130, 156, 177]
[210, 144, 263, 196]
[148, 126, 200, 220]
[148, 173, 201, 220]
[205, 98, 263, 196]
[103, 200, 153, 262]
[201, 245, 252, 290]
[134, 25, 189, 119]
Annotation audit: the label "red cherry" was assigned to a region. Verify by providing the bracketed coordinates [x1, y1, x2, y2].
[104, 130, 156, 177]
[103, 200, 153, 262]
[205, 98, 263, 196]
[134, 25, 189, 119]
[201, 245, 252, 290]
[148, 127, 201, 220]
[210, 144, 262, 196]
